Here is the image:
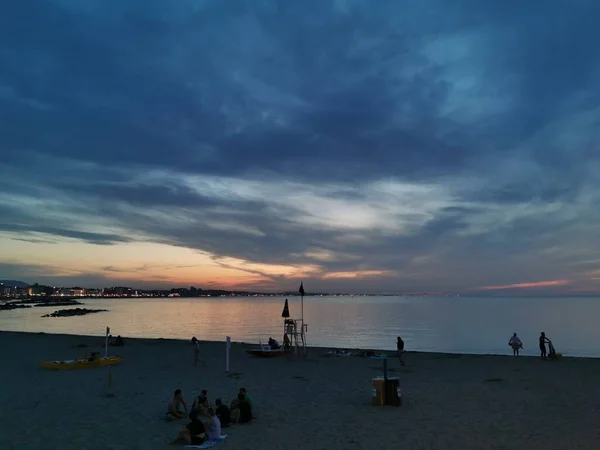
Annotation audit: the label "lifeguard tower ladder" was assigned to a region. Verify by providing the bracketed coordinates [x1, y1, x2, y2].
[284, 318, 307, 357]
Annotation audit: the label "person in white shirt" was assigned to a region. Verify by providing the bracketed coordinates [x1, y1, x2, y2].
[205, 408, 221, 441]
[508, 333, 523, 356]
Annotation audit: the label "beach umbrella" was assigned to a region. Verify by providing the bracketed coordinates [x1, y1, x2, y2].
[281, 298, 290, 318]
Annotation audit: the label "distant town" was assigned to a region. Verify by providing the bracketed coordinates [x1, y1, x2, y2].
[0, 279, 435, 300]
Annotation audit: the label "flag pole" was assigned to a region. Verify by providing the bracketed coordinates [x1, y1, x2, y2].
[299, 282, 307, 357]
[299, 282, 305, 326]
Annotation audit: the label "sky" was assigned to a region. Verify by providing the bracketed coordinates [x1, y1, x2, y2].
[1, 0, 600, 295]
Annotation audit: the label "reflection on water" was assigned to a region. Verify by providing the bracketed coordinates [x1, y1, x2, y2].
[1, 296, 599, 357]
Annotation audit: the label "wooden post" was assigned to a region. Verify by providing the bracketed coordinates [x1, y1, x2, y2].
[382, 358, 388, 405]
[303, 324, 308, 357]
[104, 326, 110, 358]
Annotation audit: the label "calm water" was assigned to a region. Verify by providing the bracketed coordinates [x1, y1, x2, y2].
[1, 296, 599, 357]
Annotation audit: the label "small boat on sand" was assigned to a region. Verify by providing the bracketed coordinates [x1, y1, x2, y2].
[40, 354, 124, 370]
[246, 344, 290, 358]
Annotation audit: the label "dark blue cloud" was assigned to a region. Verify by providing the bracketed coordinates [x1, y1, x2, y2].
[1, 0, 600, 292]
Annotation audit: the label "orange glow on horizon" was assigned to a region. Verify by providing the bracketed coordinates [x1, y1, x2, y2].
[0, 236, 397, 290]
[476, 280, 570, 291]
[322, 270, 393, 280]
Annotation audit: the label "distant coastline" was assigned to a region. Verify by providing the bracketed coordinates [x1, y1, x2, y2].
[1, 280, 437, 300]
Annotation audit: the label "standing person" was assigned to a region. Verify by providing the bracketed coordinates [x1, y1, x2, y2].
[539, 332, 550, 360]
[508, 333, 523, 356]
[191, 337, 206, 367]
[397, 336, 405, 366]
[191, 337, 200, 366]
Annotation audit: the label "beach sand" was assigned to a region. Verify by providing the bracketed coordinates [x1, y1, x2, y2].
[1, 331, 599, 450]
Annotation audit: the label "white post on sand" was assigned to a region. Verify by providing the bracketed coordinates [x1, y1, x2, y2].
[104, 326, 110, 357]
[225, 336, 231, 373]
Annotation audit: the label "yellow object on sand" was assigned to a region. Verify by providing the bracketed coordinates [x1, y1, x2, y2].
[40, 356, 124, 370]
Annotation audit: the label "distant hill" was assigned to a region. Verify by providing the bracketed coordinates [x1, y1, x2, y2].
[0, 280, 30, 288]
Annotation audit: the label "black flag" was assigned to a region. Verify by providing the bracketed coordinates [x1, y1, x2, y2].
[299, 282, 305, 296]
[281, 298, 290, 318]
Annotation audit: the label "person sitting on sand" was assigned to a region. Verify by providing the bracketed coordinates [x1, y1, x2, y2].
[235, 392, 253, 424]
[508, 333, 523, 356]
[215, 399, 231, 427]
[169, 410, 206, 445]
[205, 408, 221, 440]
[239, 387, 254, 415]
[268, 337, 281, 349]
[108, 335, 124, 346]
[166, 389, 188, 421]
[192, 391, 210, 415]
[539, 332, 551, 360]
[229, 398, 239, 422]
[230, 395, 239, 411]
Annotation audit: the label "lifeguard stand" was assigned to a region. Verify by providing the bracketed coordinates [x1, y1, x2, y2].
[281, 298, 308, 357]
[284, 318, 307, 357]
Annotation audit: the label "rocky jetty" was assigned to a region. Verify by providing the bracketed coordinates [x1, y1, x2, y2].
[42, 308, 108, 318]
[0, 303, 32, 311]
[34, 300, 82, 307]
[1, 299, 84, 312]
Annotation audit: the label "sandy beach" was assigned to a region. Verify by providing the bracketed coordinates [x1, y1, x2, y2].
[1, 331, 599, 450]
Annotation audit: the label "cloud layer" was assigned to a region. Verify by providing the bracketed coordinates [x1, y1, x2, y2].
[1, 0, 600, 294]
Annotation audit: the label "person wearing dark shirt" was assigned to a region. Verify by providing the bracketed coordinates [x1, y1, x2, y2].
[236, 393, 252, 424]
[239, 387, 256, 419]
[215, 398, 231, 427]
[169, 410, 206, 445]
[539, 332, 550, 360]
[397, 336, 405, 366]
[239, 388, 253, 409]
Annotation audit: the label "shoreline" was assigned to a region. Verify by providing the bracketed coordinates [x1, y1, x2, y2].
[1, 330, 595, 361]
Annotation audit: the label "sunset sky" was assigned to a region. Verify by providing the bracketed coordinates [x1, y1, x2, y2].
[1, 1, 600, 295]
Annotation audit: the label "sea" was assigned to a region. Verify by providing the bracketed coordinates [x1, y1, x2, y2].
[1, 295, 599, 357]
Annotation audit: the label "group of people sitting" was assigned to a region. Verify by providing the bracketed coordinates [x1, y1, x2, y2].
[166, 387, 254, 446]
[107, 335, 125, 346]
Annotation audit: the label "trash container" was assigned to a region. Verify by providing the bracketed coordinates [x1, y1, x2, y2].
[372, 377, 385, 406]
[371, 376, 402, 407]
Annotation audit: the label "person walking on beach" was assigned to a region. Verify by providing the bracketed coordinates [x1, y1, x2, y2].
[191, 337, 200, 366]
[508, 333, 523, 356]
[397, 336, 405, 366]
[539, 332, 550, 360]
[191, 337, 206, 367]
